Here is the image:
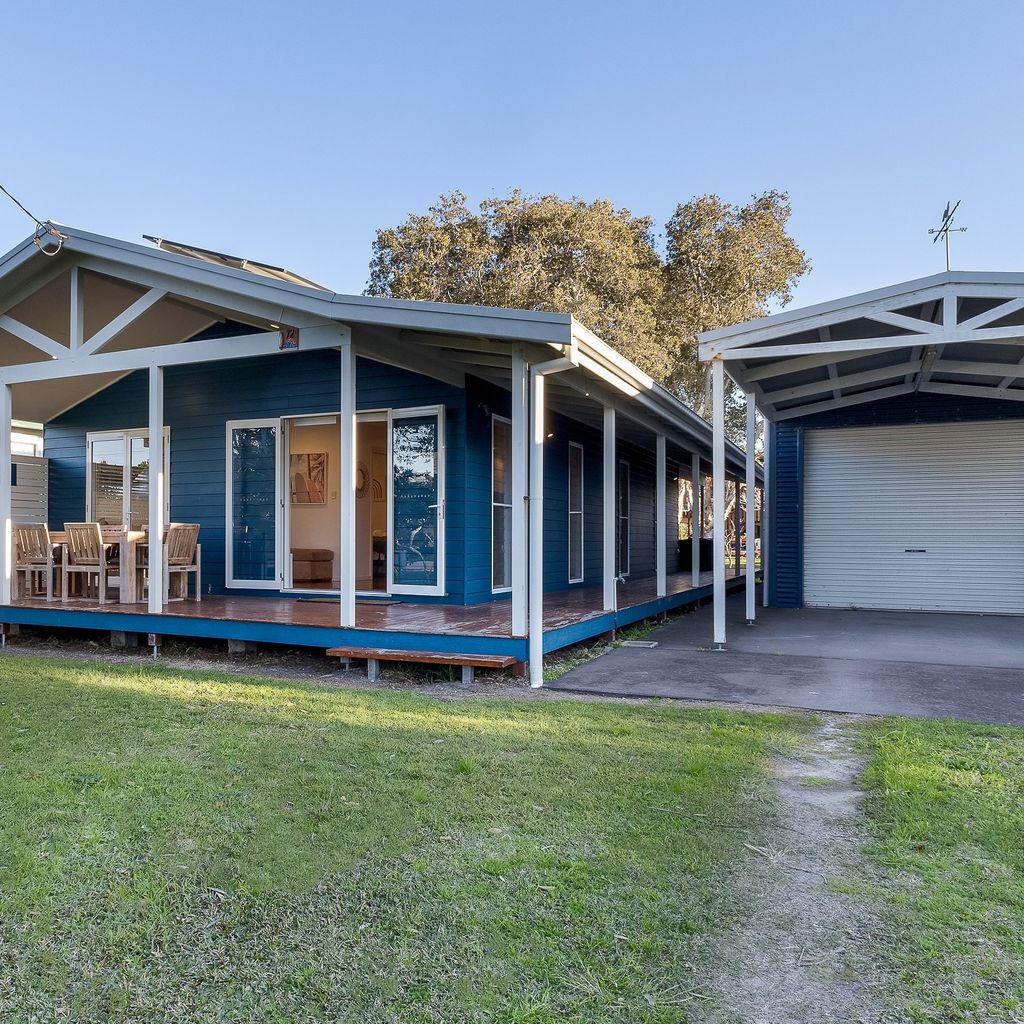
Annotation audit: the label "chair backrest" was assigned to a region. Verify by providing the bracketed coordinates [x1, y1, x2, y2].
[15, 523, 51, 564]
[64, 523, 105, 566]
[165, 523, 199, 566]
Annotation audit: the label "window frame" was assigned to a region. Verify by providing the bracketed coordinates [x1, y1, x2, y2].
[490, 414, 513, 594]
[85, 427, 171, 529]
[567, 441, 584, 584]
[616, 458, 630, 578]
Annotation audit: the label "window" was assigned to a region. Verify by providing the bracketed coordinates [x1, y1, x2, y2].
[87, 429, 170, 529]
[568, 442, 584, 583]
[491, 415, 512, 591]
[616, 459, 630, 577]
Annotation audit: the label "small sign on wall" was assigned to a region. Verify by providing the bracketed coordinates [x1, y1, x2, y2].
[279, 327, 300, 351]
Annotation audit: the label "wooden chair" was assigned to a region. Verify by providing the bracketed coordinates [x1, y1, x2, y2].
[137, 524, 201, 603]
[61, 523, 118, 604]
[165, 523, 201, 602]
[14, 523, 58, 601]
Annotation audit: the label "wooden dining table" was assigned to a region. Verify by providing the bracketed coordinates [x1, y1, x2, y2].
[49, 528, 148, 604]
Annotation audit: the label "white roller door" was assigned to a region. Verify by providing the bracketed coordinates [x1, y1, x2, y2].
[803, 420, 1024, 614]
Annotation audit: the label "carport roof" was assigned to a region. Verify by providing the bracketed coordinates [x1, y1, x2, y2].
[698, 272, 1024, 421]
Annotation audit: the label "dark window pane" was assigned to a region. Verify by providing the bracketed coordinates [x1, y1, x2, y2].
[492, 504, 512, 589]
[231, 425, 277, 582]
[393, 416, 439, 587]
[492, 418, 511, 504]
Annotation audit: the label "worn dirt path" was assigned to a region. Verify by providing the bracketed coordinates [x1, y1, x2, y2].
[696, 715, 895, 1024]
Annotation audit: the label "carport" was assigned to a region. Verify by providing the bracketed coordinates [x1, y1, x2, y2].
[699, 272, 1024, 644]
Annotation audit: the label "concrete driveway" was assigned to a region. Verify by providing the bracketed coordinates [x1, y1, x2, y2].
[549, 595, 1024, 725]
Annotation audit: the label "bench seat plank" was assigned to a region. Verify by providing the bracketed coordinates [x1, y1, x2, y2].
[326, 646, 516, 670]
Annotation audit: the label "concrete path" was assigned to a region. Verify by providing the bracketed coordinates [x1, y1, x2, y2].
[549, 597, 1024, 725]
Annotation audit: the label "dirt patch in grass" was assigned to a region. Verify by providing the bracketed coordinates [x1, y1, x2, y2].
[696, 715, 894, 1024]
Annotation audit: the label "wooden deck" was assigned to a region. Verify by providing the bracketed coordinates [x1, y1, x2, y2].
[2, 569, 748, 657]
[6, 570, 731, 634]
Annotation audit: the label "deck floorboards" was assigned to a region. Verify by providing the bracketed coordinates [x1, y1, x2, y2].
[6, 570, 740, 638]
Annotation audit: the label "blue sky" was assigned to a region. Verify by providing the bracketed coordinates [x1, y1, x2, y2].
[2, 0, 1021, 311]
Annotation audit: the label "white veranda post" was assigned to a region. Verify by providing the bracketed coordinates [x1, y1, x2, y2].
[602, 406, 616, 611]
[147, 366, 166, 614]
[655, 434, 666, 598]
[712, 359, 726, 647]
[745, 392, 757, 624]
[510, 353, 528, 638]
[339, 336, 357, 628]
[528, 368, 546, 688]
[691, 451, 701, 586]
[0, 383, 12, 605]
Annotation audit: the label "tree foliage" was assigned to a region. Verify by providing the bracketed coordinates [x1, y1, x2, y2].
[367, 189, 810, 434]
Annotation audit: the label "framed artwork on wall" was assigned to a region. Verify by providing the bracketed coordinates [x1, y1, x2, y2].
[290, 452, 327, 504]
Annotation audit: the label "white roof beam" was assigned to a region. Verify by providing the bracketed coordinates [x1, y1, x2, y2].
[771, 384, 914, 421]
[78, 287, 168, 357]
[932, 358, 1024, 380]
[866, 310, 941, 334]
[760, 360, 922, 404]
[721, 325, 1024, 362]
[0, 314, 67, 359]
[0, 325, 346, 385]
[920, 381, 1024, 402]
[742, 347, 891, 383]
[957, 295, 1024, 330]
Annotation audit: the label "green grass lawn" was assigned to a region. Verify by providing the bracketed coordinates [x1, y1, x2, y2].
[861, 717, 1024, 1023]
[0, 655, 803, 1023]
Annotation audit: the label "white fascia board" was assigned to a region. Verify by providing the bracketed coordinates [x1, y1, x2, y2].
[0, 325, 347, 385]
[698, 272, 1024, 356]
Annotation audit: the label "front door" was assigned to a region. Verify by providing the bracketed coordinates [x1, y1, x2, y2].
[226, 419, 281, 589]
[390, 407, 445, 596]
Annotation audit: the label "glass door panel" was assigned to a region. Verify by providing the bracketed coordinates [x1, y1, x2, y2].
[391, 409, 444, 594]
[90, 437, 125, 526]
[228, 422, 279, 586]
[129, 435, 150, 530]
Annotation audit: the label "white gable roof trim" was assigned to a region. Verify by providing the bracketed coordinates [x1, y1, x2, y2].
[697, 272, 1024, 422]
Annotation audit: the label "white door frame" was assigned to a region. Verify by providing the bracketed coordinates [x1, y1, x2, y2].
[224, 417, 283, 590]
[280, 410, 394, 596]
[389, 404, 446, 597]
[275, 406, 447, 597]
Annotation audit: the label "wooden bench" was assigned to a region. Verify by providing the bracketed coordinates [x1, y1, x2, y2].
[325, 646, 517, 685]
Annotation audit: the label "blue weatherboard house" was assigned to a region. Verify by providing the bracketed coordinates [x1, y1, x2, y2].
[0, 226, 756, 686]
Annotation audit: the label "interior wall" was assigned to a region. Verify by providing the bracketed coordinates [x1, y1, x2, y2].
[289, 421, 341, 580]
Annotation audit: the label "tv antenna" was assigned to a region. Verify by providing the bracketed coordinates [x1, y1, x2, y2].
[928, 201, 966, 271]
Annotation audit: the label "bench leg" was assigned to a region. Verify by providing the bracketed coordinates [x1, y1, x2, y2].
[461, 665, 475, 687]
[367, 658, 380, 682]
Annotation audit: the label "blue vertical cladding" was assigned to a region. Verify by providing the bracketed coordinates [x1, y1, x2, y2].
[768, 391, 1024, 609]
[45, 351, 467, 601]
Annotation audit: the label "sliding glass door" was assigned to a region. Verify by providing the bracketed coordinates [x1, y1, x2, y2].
[226, 419, 280, 588]
[390, 407, 445, 596]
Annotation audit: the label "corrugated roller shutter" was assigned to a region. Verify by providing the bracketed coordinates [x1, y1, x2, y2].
[803, 420, 1024, 614]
